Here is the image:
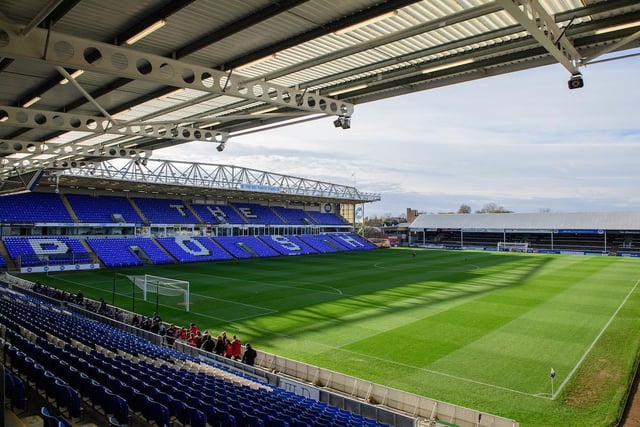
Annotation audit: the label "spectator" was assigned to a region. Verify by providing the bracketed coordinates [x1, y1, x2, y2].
[189, 322, 198, 335]
[214, 335, 226, 356]
[98, 297, 107, 314]
[231, 335, 242, 360]
[225, 338, 233, 358]
[242, 343, 257, 366]
[165, 324, 176, 346]
[201, 333, 215, 352]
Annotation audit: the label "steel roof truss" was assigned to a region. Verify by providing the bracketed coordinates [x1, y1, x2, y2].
[0, 18, 354, 117]
[0, 105, 228, 143]
[496, 0, 581, 74]
[581, 29, 640, 64]
[62, 159, 380, 202]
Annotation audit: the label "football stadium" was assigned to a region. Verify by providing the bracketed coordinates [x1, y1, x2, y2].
[1, 2, 639, 427]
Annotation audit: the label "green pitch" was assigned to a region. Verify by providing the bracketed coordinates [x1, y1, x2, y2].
[28, 248, 640, 426]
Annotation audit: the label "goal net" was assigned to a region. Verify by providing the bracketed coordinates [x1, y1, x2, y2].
[497, 241, 529, 253]
[128, 274, 190, 312]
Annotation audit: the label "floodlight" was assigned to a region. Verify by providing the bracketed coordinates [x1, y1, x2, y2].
[568, 73, 584, 90]
[216, 143, 225, 152]
[333, 115, 351, 129]
[341, 116, 351, 129]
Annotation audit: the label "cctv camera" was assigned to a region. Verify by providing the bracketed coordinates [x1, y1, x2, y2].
[568, 73, 584, 90]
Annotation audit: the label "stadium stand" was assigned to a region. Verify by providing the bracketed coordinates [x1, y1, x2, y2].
[0, 284, 390, 427]
[132, 197, 200, 224]
[297, 234, 342, 253]
[0, 192, 73, 223]
[65, 194, 142, 224]
[234, 203, 287, 225]
[190, 203, 247, 225]
[270, 206, 318, 225]
[329, 233, 378, 251]
[155, 236, 234, 263]
[214, 236, 281, 258]
[86, 237, 174, 267]
[307, 211, 350, 226]
[258, 234, 318, 256]
[3, 236, 92, 267]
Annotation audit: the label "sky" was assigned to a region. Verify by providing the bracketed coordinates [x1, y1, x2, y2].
[160, 49, 640, 218]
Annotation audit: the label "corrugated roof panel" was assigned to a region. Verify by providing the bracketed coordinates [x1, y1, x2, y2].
[410, 212, 640, 231]
[1, 0, 638, 176]
[55, 0, 161, 41]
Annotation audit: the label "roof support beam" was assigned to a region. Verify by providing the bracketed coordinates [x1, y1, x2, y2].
[0, 139, 150, 161]
[55, 66, 114, 121]
[0, 106, 228, 143]
[581, 29, 640, 64]
[496, 0, 581, 74]
[0, 18, 354, 117]
[19, 0, 64, 35]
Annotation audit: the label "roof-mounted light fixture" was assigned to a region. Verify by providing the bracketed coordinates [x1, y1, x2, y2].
[328, 84, 368, 96]
[22, 96, 41, 108]
[421, 58, 475, 74]
[59, 69, 85, 85]
[335, 10, 398, 35]
[235, 54, 277, 71]
[250, 106, 279, 115]
[594, 20, 640, 35]
[158, 87, 185, 100]
[126, 19, 167, 45]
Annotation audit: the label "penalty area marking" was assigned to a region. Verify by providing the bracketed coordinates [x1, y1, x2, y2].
[550, 277, 640, 400]
[189, 271, 344, 296]
[46, 274, 277, 323]
[373, 262, 480, 273]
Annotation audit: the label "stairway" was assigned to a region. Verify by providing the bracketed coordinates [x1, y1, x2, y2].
[0, 239, 17, 270]
[59, 194, 79, 222]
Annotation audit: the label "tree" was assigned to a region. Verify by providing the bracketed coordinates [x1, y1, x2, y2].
[458, 204, 472, 214]
[476, 202, 511, 213]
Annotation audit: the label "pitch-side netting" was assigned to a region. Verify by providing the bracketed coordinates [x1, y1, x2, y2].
[497, 241, 529, 253]
[127, 274, 190, 312]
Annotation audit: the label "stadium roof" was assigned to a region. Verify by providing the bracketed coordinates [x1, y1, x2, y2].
[0, 0, 639, 183]
[39, 158, 381, 204]
[409, 211, 640, 231]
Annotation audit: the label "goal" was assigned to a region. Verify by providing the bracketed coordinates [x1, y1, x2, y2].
[497, 241, 529, 253]
[128, 274, 190, 312]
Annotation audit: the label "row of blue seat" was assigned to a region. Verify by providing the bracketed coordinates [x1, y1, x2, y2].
[0, 192, 350, 226]
[0, 285, 389, 427]
[1, 232, 375, 268]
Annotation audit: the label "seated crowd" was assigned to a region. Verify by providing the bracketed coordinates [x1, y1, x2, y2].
[31, 281, 257, 366]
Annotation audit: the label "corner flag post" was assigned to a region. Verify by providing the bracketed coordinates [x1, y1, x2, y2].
[550, 368, 556, 397]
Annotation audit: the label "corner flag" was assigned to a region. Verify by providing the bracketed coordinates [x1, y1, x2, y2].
[550, 368, 556, 378]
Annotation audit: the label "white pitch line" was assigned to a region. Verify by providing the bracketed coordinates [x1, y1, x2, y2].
[187, 292, 279, 314]
[46, 274, 539, 396]
[187, 270, 345, 296]
[46, 274, 278, 322]
[551, 277, 640, 400]
[373, 262, 481, 272]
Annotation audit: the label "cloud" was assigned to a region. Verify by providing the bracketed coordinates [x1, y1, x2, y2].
[159, 49, 640, 216]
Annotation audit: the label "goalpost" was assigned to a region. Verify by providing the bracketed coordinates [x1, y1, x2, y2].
[497, 241, 529, 253]
[127, 274, 190, 312]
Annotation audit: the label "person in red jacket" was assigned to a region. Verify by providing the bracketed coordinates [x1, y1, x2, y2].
[231, 335, 242, 360]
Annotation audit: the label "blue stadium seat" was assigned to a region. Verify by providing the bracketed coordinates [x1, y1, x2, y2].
[40, 406, 60, 427]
